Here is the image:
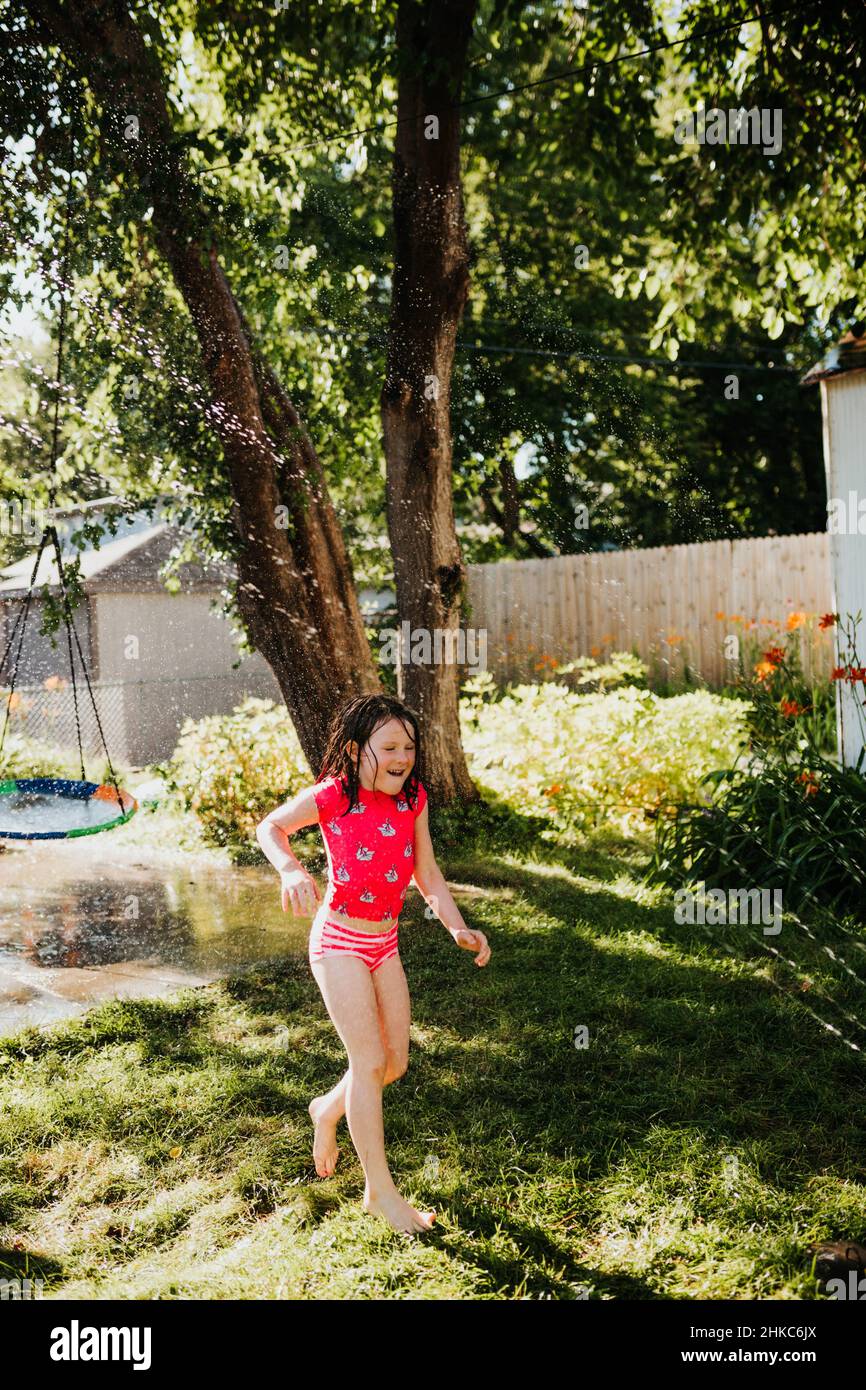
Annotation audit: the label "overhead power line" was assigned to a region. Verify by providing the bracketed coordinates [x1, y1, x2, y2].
[283, 320, 800, 373]
[198, 0, 809, 174]
[454, 342, 797, 372]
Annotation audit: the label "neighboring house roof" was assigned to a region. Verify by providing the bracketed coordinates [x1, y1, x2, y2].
[0, 520, 234, 599]
[1, 510, 394, 616]
[801, 328, 866, 386]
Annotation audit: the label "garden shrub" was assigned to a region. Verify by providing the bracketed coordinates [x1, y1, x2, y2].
[460, 673, 750, 835]
[428, 793, 549, 856]
[0, 732, 86, 781]
[168, 678, 749, 850]
[554, 650, 648, 692]
[167, 698, 311, 849]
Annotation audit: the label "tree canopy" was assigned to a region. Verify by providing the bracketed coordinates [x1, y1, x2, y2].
[2, 0, 862, 575]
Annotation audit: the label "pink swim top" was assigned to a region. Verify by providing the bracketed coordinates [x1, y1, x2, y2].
[313, 775, 428, 923]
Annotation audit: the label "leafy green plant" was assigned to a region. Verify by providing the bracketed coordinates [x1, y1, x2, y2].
[726, 611, 838, 756]
[461, 680, 750, 836]
[649, 751, 866, 918]
[0, 731, 85, 781]
[554, 650, 648, 693]
[649, 614, 866, 917]
[167, 698, 311, 849]
[428, 793, 548, 856]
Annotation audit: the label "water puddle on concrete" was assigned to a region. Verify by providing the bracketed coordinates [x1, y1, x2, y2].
[0, 838, 309, 1039]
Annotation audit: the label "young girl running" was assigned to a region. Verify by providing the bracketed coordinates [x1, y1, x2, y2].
[256, 693, 491, 1235]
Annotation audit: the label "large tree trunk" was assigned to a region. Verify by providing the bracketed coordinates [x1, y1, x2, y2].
[25, 0, 379, 771]
[382, 0, 478, 803]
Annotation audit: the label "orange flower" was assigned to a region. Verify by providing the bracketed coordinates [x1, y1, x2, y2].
[780, 699, 804, 717]
[849, 667, 866, 682]
[545, 783, 563, 797]
[715, 610, 726, 620]
[786, 611, 808, 631]
[831, 667, 846, 680]
[763, 646, 785, 666]
[818, 613, 838, 630]
[590, 645, 600, 656]
[728, 614, 744, 624]
[666, 632, 684, 644]
[601, 632, 614, 644]
[796, 770, 820, 797]
[754, 660, 776, 682]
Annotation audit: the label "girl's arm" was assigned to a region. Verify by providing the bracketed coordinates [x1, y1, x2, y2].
[255, 786, 322, 916]
[411, 804, 491, 966]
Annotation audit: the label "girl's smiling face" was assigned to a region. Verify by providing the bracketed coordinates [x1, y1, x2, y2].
[353, 717, 416, 793]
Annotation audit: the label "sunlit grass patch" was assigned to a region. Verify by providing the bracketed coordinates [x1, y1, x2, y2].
[0, 835, 863, 1299]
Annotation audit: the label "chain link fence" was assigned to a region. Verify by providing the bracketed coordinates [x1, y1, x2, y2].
[1, 670, 282, 769]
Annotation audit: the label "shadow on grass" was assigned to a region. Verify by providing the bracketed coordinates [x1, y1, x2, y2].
[234, 840, 865, 1293]
[2, 833, 863, 1297]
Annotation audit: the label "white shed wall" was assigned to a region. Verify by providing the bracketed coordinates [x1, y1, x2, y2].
[94, 591, 272, 680]
[822, 372, 866, 768]
[92, 590, 283, 764]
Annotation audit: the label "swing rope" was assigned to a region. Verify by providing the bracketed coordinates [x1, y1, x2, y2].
[49, 526, 86, 784]
[0, 85, 127, 816]
[48, 522, 126, 808]
[0, 529, 51, 761]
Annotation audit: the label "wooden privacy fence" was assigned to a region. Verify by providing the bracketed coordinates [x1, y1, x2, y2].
[465, 532, 834, 688]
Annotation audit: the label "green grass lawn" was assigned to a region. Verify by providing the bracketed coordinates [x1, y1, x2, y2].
[1, 832, 863, 1300]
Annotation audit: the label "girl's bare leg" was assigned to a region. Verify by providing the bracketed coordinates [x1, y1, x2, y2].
[310, 953, 434, 1234]
[309, 952, 411, 1173]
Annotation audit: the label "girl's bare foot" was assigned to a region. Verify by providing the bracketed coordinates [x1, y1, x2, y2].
[308, 1096, 340, 1177]
[363, 1186, 436, 1234]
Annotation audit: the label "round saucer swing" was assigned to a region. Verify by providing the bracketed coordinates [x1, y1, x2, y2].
[0, 115, 137, 842]
[0, 514, 138, 843]
[0, 778, 137, 840]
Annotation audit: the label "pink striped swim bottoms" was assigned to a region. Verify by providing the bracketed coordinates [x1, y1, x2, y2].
[308, 916, 400, 974]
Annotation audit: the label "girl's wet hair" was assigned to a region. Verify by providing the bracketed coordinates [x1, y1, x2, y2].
[319, 694, 423, 813]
